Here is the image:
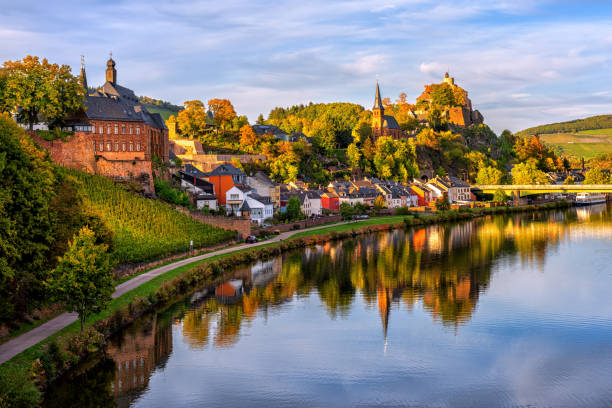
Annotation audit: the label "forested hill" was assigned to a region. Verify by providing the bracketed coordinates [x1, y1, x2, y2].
[138, 96, 182, 121]
[516, 114, 612, 137]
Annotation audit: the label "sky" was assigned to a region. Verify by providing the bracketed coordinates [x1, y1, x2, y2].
[1, 0, 612, 133]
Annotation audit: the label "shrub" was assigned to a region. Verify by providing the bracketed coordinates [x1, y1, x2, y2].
[0, 366, 41, 408]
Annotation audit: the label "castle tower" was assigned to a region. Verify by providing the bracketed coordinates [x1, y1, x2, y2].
[372, 82, 384, 130]
[106, 53, 117, 84]
[79, 55, 88, 90]
[443, 72, 454, 86]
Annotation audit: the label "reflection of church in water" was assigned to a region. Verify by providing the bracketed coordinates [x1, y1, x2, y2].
[107, 314, 173, 406]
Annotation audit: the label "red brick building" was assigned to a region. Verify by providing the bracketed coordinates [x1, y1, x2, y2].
[371, 82, 405, 140]
[36, 56, 169, 191]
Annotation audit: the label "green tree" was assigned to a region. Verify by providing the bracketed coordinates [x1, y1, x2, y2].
[347, 142, 361, 169]
[435, 194, 450, 211]
[476, 166, 504, 185]
[46, 226, 114, 331]
[511, 161, 549, 185]
[339, 202, 355, 220]
[286, 196, 303, 221]
[492, 188, 508, 203]
[3, 56, 85, 130]
[177, 100, 209, 138]
[584, 167, 610, 184]
[256, 113, 265, 125]
[430, 83, 455, 106]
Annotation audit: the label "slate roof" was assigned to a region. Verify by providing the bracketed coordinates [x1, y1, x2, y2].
[85, 81, 167, 130]
[205, 163, 245, 177]
[382, 115, 401, 130]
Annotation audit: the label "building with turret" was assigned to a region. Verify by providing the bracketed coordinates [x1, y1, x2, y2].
[371, 82, 405, 140]
[33, 56, 170, 192]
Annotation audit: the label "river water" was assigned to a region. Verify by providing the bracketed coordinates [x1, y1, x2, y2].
[44, 205, 612, 408]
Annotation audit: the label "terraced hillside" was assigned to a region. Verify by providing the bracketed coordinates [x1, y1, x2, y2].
[540, 130, 612, 159]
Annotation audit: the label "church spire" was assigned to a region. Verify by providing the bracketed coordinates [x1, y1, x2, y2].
[373, 81, 383, 110]
[79, 55, 87, 90]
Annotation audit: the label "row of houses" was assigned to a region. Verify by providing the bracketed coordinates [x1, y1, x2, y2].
[177, 162, 473, 225]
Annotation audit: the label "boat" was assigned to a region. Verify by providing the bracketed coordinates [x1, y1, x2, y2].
[575, 193, 607, 206]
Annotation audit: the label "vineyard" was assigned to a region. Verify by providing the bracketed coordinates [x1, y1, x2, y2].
[71, 171, 235, 264]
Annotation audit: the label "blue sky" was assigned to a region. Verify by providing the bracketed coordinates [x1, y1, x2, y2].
[1, 0, 612, 133]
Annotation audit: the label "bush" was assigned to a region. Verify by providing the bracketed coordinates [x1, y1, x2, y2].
[154, 179, 191, 207]
[394, 207, 411, 216]
[0, 366, 41, 408]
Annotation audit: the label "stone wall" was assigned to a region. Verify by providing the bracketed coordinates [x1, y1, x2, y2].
[175, 207, 252, 238]
[258, 215, 343, 233]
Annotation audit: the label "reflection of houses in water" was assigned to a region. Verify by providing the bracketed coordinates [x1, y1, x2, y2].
[215, 280, 244, 303]
[448, 222, 473, 249]
[107, 314, 173, 406]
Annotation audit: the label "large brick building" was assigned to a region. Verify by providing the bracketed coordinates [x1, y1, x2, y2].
[34, 56, 169, 191]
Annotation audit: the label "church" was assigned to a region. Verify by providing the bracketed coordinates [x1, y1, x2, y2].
[371, 82, 405, 140]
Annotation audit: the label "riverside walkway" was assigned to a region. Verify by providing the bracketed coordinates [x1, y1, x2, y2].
[0, 221, 357, 365]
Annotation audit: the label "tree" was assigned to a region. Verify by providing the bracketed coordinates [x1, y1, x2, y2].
[374, 195, 386, 212]
[511, 161, 549, 185]
[339, 202, 355, 220]
[584, 167, 610, 184]
[476, 166, 504, 185]
[435, 194, 450, 211]
[177, 100, 209, 138]
[46, 226, 114, 331]
[430, 83, 455, 106]
[239, 124, 258, 153]
[208, 98, 237, 129]
[286, 196, 302, 221]
[563, 175, 575, 185]
[492, 188, 508, 203]
[347, 142, 361, 169]
[256, 113, 265, 125]
[2, 56, 85, 129]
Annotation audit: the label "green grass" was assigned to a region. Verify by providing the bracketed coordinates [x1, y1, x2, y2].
[540, 132, 612, 159]
[577, 128, 612, 136]
[143, 105, 180, 121]
[289, 216, 408, 239]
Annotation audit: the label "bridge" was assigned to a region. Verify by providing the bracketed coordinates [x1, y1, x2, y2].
[472, 184, 612, 195]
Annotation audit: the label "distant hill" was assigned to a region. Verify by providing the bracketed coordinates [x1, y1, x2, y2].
[516, 114, 612, 137]
[138, 96, 182, 121]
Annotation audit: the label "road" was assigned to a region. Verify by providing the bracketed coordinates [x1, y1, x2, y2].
[0, 220, 355, 365]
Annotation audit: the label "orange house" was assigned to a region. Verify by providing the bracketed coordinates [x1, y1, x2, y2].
[204, 164, 246, 206]
[410, 184, 434, 206]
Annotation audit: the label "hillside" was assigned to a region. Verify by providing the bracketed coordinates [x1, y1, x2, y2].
[139, 96, 182, 121]
[72, 171, 234, 264]
[516, 114, 612, 137]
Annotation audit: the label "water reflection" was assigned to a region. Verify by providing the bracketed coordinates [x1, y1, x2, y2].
[43, 204, 612, 407]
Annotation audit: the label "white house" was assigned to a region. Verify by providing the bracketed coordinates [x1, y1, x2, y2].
[225, 185, 274, 225]
[298, 191, 322, 216]
[196, 194, 217, 210]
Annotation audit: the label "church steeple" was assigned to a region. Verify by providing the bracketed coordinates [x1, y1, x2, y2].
[106, 52, 117, 84]
[373, 81, 383, 111]
[372, 81, 385, 131]
[79, 55, 88, 90]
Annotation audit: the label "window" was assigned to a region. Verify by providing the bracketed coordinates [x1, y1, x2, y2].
[114, 124, 118, 134]
[230, 194, 239, 200]
[136, 143, 141, 151]
[129, 142, 133, 152]
[129, 126, 133, 135]
[99, 125, 103, 134]
[136, 127, 141, 135]
[115, 142, 119, 151]
[106, 141, 112, 151]
[99, 142, 104, 152]
[107, 124, 111, 134]
[121, 125, 126, 134]
[92, 125, 95, 134]
[122, 142, 126, 151]
[93, 141, 97, 152]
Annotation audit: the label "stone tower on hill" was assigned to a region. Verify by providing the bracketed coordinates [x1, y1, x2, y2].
[415, 72, 483, 128]
[371, 82, 405, 140]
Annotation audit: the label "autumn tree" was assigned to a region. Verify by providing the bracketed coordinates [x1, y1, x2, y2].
[46, 226, 114, 331]
[374, 195, 386, 211]
[493, 188, 508, 203]
[239, 124, 258, 153]
[347, 142, 361, 169]
[2, 56, 85, 129]
[177, 100, 209, 138]
[584, 167, 610, 184]
[476, 166, 504, 185]
[511, 160, 549, 185]
[208, 98, 237, 129]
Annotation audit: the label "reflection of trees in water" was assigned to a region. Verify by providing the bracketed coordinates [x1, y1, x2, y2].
[177, 209, 604, 349]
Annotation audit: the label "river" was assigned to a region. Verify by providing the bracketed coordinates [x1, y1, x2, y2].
[43, 204, 612, 408]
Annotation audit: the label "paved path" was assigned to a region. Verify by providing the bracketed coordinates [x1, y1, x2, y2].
[0, 220, 355, 364]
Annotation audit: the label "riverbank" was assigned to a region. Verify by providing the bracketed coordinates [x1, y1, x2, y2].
[0, 201, 571, 406]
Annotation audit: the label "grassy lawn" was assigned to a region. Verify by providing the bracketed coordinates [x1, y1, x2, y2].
[289, 216, 408, 239]
[540, 132, 612, 158]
